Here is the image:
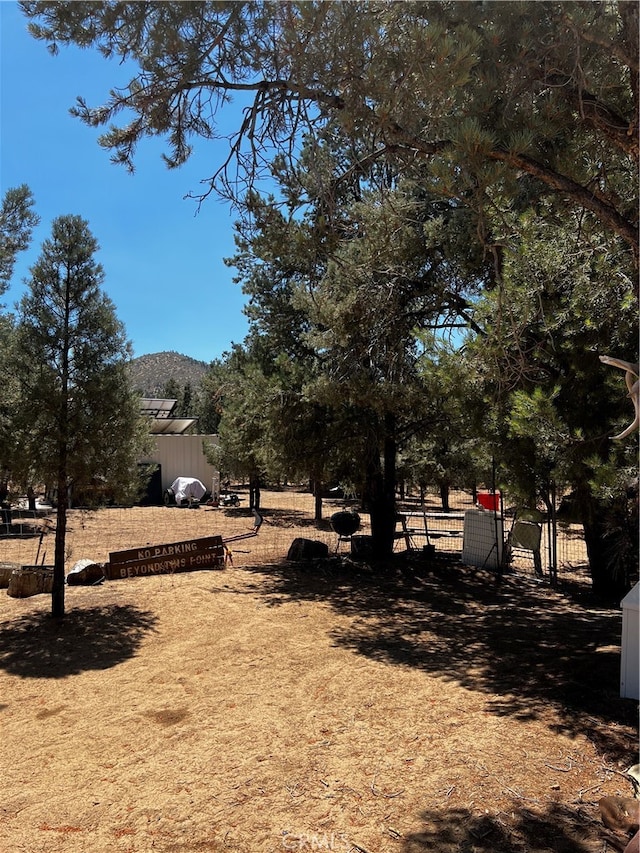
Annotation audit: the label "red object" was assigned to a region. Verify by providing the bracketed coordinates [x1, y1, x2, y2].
[477, 491, 501, 511]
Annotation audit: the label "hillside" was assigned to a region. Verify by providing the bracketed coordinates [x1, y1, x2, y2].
[128, 351, 209, 396]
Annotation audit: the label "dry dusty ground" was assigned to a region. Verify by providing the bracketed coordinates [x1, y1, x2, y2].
[0, 489, 638, 853]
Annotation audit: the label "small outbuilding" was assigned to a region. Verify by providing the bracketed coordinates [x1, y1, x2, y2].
[139, 399, 220, 502]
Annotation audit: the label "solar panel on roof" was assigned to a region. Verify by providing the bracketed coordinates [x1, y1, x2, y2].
[140, 399, 196, 433]
[139, 398, 178, 418]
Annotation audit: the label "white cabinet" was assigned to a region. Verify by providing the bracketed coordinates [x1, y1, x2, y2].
[620, 582, 639, 700]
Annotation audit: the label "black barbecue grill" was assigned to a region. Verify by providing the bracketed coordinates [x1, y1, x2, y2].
[330, 510, 361, 552]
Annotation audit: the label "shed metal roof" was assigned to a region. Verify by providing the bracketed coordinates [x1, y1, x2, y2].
[148, 417, 198, 435]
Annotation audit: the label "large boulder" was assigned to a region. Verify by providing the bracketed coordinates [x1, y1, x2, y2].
[287, 538, 329, 560]
[66, 558, 106, 586]
[0, 562, 19, 589]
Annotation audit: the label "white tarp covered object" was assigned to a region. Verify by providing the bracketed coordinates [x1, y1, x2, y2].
[170, 477, 207, 505]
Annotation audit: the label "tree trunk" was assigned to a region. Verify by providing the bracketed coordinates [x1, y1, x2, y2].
[312, 479, 323, 522]
[52, 479, 67, 618]
[249, 473, 261, 511]
[583, 520, 637, 602]
[366, 414, 397, 558]
[439, 481, 451, 512]
[578, 486, 638, 601]
[382, 415, 397, 551]
[582, 517, 626, 601]
[51, 265, 71, 619]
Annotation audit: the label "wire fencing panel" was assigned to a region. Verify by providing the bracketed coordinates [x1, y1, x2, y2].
[0, 490, 590, 585]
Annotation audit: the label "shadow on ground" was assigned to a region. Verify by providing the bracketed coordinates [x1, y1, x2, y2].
[213, 506, 326, 531]
[401, 802, 628, 853]
[258, 507, 329, 529]
[0, 604, 158, 678]
[244, 553, 638, 761]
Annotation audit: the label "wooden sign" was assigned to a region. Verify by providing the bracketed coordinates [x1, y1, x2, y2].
[107, 535, 225, 580]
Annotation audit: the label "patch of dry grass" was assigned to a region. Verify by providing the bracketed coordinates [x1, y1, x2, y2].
[0, 489, 637, 853]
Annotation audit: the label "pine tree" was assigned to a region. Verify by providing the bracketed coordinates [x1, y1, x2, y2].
[21, 2, 638, 259]
[0, 186, 39, 492]
[467, 215, 638, 598]
[13, 215, 148, 617]
[0, 184, 39, 295]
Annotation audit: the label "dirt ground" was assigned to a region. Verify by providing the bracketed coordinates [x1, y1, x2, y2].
[0, 488, 638, 853]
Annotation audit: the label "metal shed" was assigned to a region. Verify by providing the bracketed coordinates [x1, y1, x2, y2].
[142, 434, 220, 496]
[139, 399, 220, 498]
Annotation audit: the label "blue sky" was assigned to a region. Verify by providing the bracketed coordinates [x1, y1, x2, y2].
[0, 2, 251, 364]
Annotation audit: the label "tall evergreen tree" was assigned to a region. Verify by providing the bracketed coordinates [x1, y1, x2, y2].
[19, 1, 638, 577]
[0, 186, 39, 493]
[13, 215, 148, 617]
[226, 155, 488, 551]
[466, 214, 638, 598]
[20, 2, 638, 259]
[0, 184, 39, 295]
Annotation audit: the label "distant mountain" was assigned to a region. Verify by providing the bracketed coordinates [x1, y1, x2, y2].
[129, 351, 209, 396]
